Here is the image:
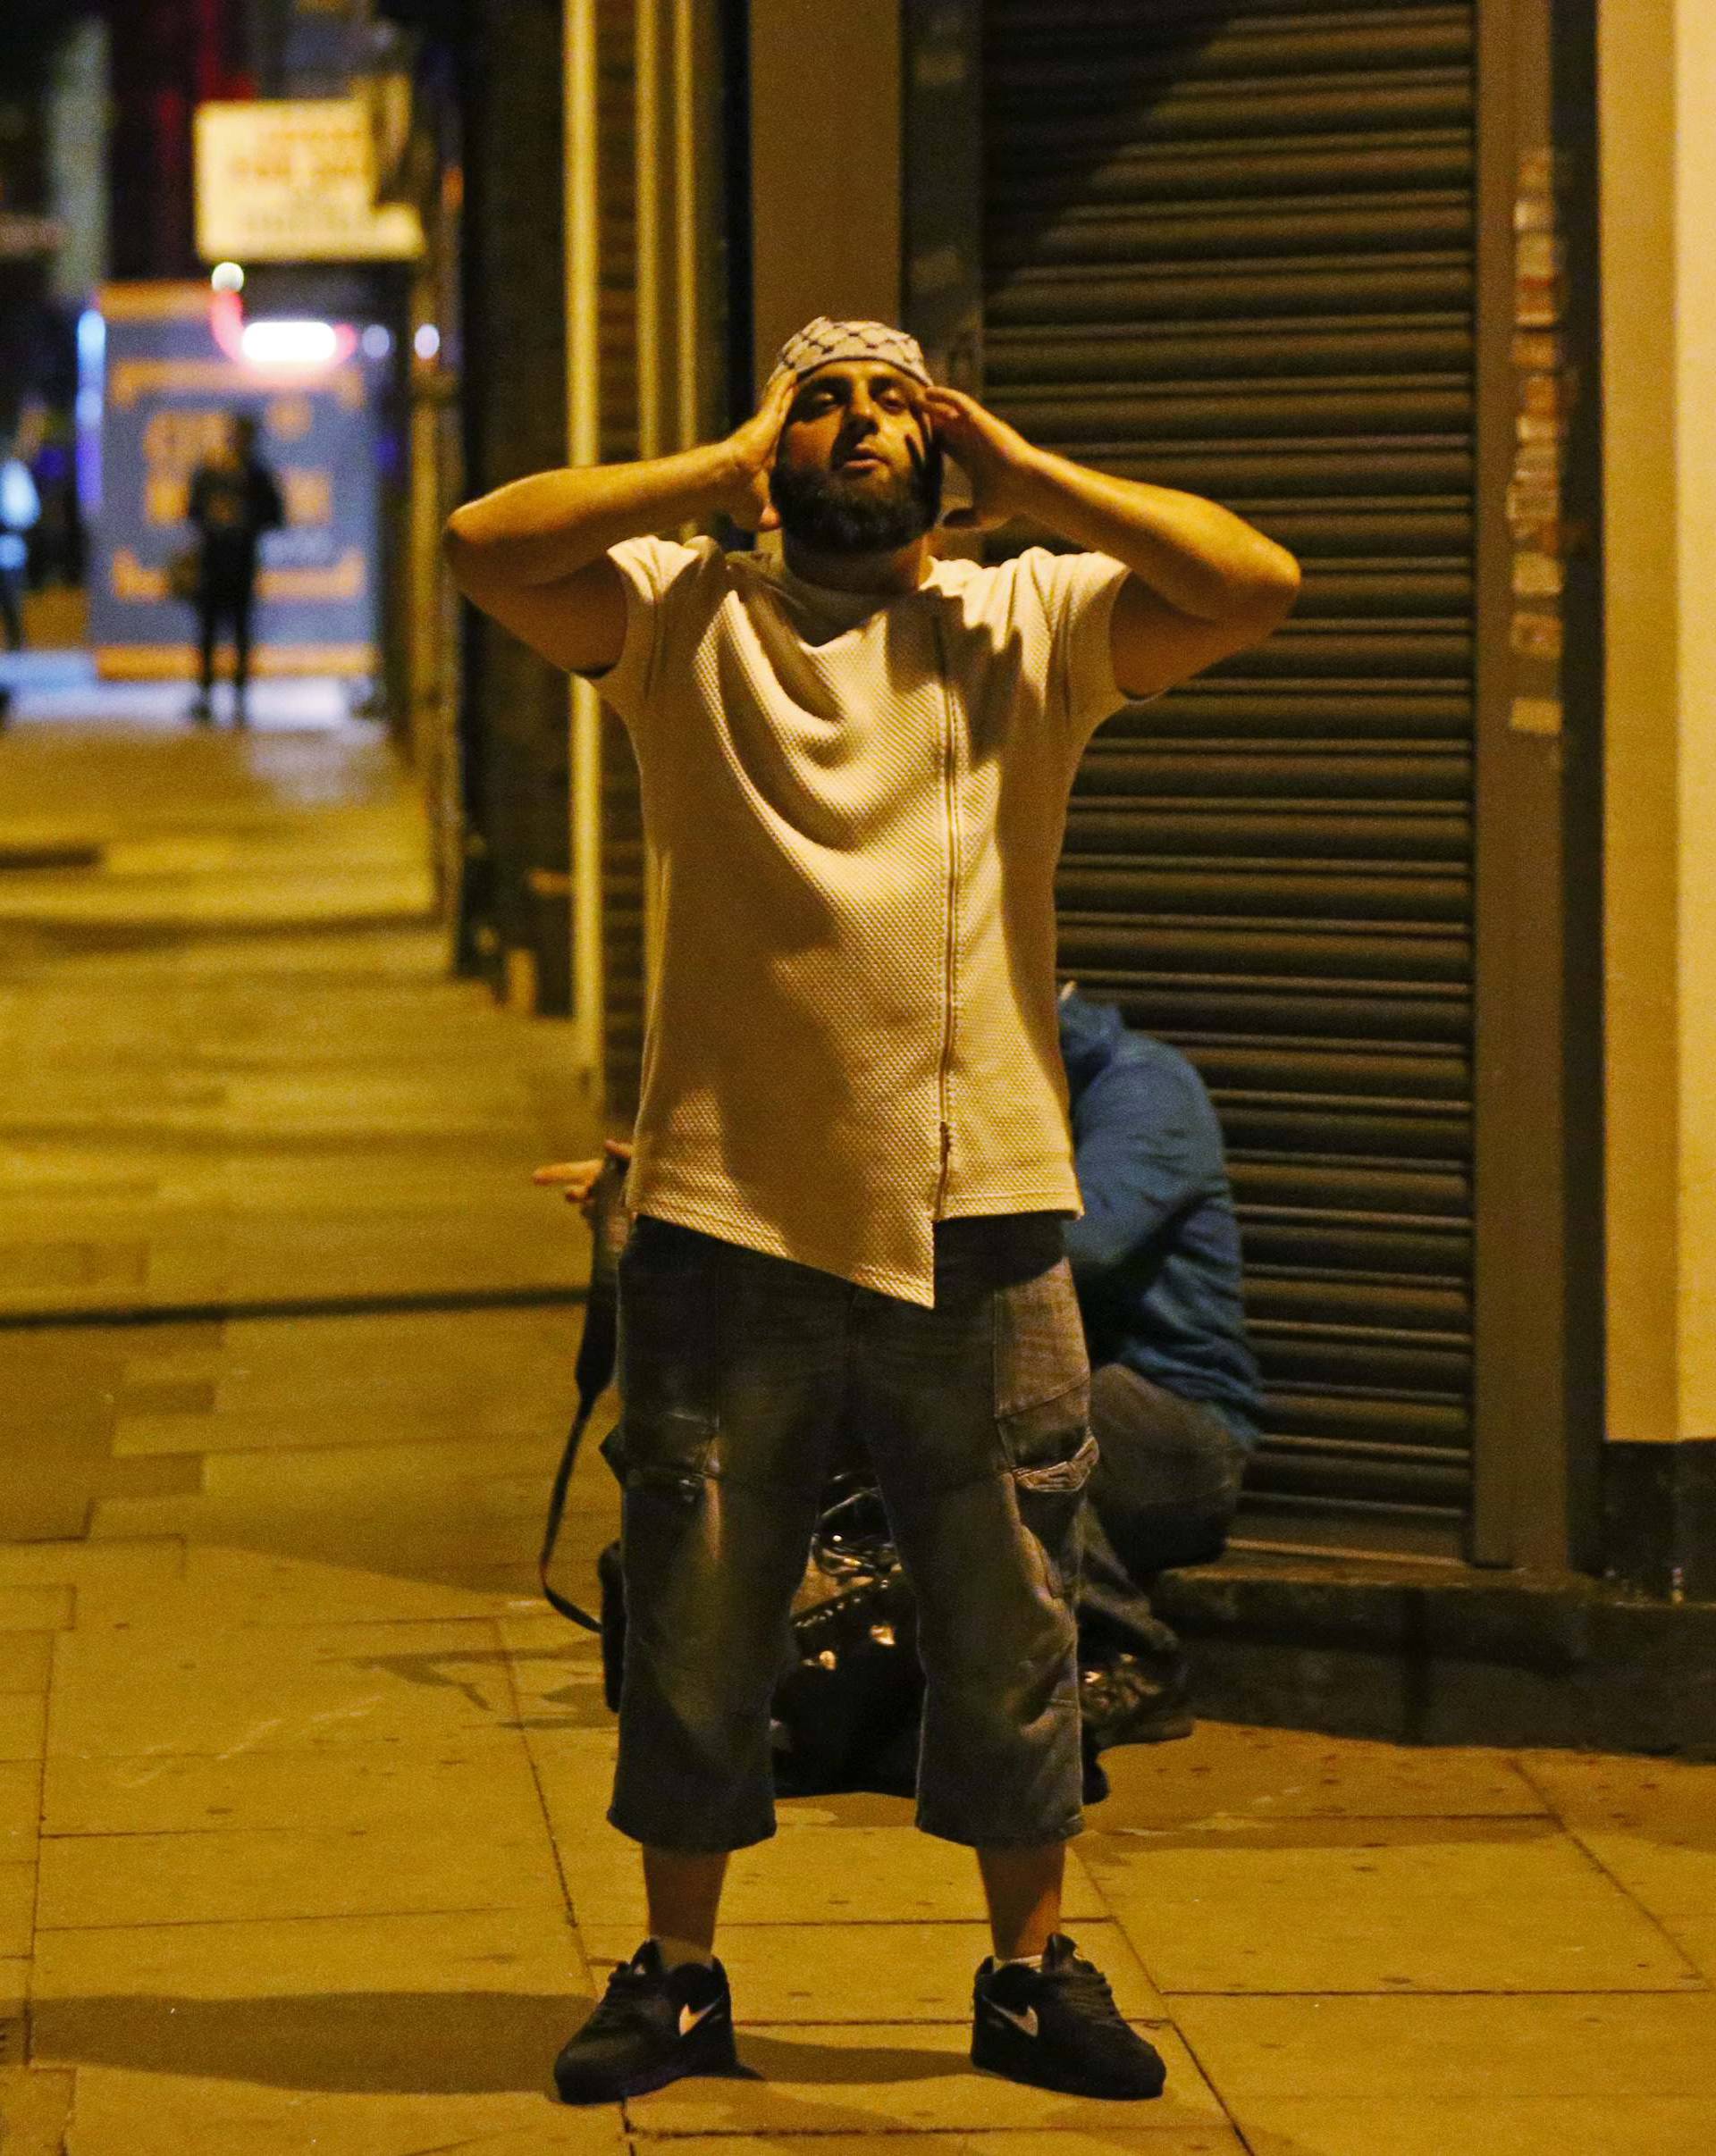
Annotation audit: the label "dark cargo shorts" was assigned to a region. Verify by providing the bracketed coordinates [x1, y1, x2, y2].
[603, 1212, 1095, 1853]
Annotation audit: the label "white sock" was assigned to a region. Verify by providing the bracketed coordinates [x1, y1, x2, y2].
[654, 1934, 714, 1972]
[997, 1951, 1045, 1972]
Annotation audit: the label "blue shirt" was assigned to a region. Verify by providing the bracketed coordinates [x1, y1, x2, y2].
[1059, 990, 1261, 1446]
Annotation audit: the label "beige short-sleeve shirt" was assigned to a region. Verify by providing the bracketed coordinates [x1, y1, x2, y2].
[595, 535, 1130, 1305]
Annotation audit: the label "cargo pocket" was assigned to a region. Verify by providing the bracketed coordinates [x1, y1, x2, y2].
[601, 1220, 719, 1509]
[994, 1258, 1096, 1598]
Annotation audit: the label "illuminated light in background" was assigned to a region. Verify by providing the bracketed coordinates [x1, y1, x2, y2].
[76, 308, 106, 368]
[210, 261, 245, 293]
[413, 323, 441, 361]
[76, 307, 105, 515]
[360, 323, 392, 361]
[209, 292, 357, 370]
[241, 319, 341, 366]
[209, 289, 246, 359]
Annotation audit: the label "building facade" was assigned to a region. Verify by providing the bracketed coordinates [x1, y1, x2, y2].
[521, 0, 1709, 1603]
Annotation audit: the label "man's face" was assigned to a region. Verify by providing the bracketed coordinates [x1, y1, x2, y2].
[770, 361, 941, 555]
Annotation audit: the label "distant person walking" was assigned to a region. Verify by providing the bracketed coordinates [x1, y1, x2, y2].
[186, 415, 284, 725]
[0, 444, 40, 653]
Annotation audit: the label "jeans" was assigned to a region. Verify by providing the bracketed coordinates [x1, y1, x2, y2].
[1078, 1360, 1247, 1657]
[605, 1212, 1094, 1853]
[198, 575, 255, 695]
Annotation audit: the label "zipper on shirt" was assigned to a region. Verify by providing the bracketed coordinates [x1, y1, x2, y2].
[932, 618, 960, 1220]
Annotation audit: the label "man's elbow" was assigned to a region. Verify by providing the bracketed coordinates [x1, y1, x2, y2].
[442, 505, 492, 595]
[1232, 543, 1300, 634]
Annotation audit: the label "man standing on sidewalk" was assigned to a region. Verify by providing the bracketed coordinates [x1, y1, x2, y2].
[186, 414, 284, 726]
[445, 317, 1299, 2105]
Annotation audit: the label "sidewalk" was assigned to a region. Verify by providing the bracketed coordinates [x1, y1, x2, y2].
[3, 700, 1715, 2153]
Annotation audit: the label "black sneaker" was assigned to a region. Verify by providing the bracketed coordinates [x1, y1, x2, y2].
[1081, 1643, 1195, 1749]
[553, 1939, 737, 2103]
[972, 1933, 1166, 2100]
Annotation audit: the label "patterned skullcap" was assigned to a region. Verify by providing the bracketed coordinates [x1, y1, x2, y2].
[772, 315, 932, 388]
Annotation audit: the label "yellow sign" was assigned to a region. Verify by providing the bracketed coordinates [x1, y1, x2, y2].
[194, 100, 424, 262]
[110, 546, 367, 605]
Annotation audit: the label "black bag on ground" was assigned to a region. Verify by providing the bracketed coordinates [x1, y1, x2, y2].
[769, 1479, 924, 1798]
[591, 1477, 922, 1783]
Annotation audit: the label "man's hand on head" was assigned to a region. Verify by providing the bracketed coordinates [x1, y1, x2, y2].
[923, 388, 1043, 532]
[720, 371, 797, 533]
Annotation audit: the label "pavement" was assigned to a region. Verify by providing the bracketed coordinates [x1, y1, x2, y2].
[3, 688, 1715, 2153]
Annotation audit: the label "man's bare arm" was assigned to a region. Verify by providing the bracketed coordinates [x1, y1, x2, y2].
[442, 373, 795, 675]
[925, 387, 1300, 701]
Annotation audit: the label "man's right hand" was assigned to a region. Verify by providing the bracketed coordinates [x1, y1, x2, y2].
[444, 370, 801, 675]
[718, 369, 797, 533]
[534, 1137, 634, 1222]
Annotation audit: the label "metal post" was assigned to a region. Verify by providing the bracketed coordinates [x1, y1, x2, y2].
[635, 0, 665, 464]
[566, 0, 604, 1088]
[671, 0, 701, 452]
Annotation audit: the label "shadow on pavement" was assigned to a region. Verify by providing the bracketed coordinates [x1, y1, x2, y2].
[32, 1992, 956, 2097]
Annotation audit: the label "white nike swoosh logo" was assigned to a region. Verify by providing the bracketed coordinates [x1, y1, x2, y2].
[988, 2001, 1039, 2039]
[678, 1999, 723, 2037]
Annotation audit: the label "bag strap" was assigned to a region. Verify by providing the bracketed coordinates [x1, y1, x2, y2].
[538, 1157, 628, 1632]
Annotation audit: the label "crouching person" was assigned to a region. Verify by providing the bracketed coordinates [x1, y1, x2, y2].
[1056, 984, 1261, 1749]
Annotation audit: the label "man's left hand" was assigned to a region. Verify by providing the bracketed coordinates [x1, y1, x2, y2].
[924, 388, 1041, 532]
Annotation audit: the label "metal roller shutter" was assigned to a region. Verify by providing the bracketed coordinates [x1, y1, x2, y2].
[982, 0, 1476, 1545]
[596, 0, 647, 1122]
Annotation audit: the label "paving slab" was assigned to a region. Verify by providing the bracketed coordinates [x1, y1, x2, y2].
[621, 2018, 1223, 2137]
[0, 1589, 72, 1635]
[1171, 1992, 1716, 2100]
[43, 1726, 543, 1838]
[0, 1864, 33, 1957]
[502, 1621, 611, 1733]
[32, 1905, 588, 2093]
[105, 1429, 568, 1524]
[113, 1397, 569, 1459]
[1099, 1721, 1548, 1828]
[582, 1917, 1166, 2025]
[1661, 1915, 1716, 1983]
[88, 1436, 567, 1566]
[0, 1639, 53, 1697]
[46, 1619, 517, 1758]
[1520, 1748, 1716, 1924]
[0, 1696, 45, 1765]
[0, 1539, 184, 1603]
[0, 2068, 74, 2156]
[63, 2068, 626, 2156]
[37, 1812, 567, 1930]
[33, 1899, 581, 2009]
[524, 1726, 646, 1928]
[0, 1764, 39, 1862]
[1085, 1817, 1703, 1992]
[1230, 2095, 1716, 2155]
[558, 1817, 1108, 1932]
[72, 1546, 543, 1632]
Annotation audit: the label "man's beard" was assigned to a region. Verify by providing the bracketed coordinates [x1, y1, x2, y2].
[770, 439, 942, 557]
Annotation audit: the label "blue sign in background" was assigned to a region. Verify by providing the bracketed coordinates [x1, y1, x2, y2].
[88, 282, 381, 676]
